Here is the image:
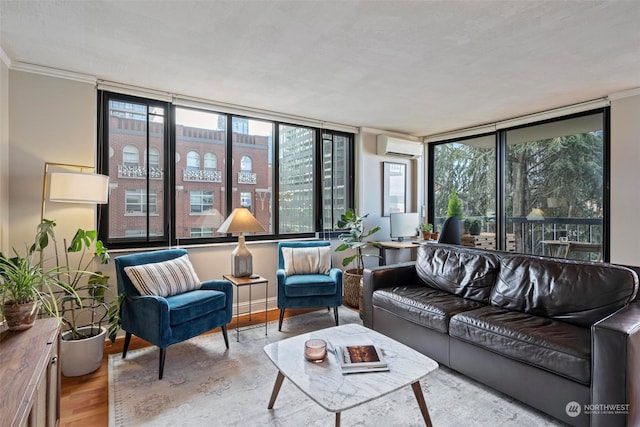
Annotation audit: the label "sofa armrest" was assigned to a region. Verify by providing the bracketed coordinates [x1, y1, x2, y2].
[362, 262, 418, 328]
[200, 279, 234, 321]
[592, 301, 640, 426]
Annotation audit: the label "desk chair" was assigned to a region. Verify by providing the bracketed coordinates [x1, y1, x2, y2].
[115, 249, 233, 379]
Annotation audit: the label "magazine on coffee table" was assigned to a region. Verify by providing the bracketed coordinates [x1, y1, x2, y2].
[329, 339, 388, 374]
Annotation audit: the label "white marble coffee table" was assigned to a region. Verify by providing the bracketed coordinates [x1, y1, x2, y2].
[263, 323, 438, 426]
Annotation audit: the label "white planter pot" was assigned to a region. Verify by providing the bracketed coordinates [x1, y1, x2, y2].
[60, 326, 107, 377]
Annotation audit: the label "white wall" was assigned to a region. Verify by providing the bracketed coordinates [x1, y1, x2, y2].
[0, 54, 8, 253]
[610, 91, 640, 265]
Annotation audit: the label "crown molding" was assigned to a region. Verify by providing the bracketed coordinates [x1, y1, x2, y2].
[608, 87, 640, 101]
[0, 46, 11, 68]
[10, 61, 96, 85]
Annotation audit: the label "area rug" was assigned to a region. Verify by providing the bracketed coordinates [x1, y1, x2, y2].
[109, 306, 565, 426]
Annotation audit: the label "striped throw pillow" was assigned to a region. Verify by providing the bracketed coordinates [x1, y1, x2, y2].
[124, 254, 202, 297]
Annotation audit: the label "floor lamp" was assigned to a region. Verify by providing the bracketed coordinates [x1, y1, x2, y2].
[217, 207, 266, 277]
[41, 162, 110, 221]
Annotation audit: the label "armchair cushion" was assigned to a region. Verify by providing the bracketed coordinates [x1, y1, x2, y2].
[124, 254, 202, 297]
[283, 273, 338, 297]
[281, 246, 331, 275]
[167, 290, 227, 326]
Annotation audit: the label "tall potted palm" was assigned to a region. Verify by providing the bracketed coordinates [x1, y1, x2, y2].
[335, 210, 381, 308]
[37, 220, 120, 376]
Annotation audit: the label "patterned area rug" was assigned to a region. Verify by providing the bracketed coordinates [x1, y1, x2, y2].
[108, 307, 565, 426]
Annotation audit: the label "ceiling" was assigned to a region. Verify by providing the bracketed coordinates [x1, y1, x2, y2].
[1, 1, 639, 136]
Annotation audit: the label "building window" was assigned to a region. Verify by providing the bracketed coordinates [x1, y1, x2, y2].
[190, 190, 214, 214]
[98, 91, 354, 248]
[204, 153, 217, 171]
[186, 151, 200, 171]
[123, 145, 139, 167]
[125, 189, 157, 215]
[190, 227, 214, 237]
[322, 131, 353, 230]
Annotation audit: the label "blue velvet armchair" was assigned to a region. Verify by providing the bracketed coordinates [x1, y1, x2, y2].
[115, 249, 233, 379]
[276, 241, 343, 331]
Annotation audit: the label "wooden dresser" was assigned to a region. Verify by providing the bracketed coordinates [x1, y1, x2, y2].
[0, 317, 61, 427]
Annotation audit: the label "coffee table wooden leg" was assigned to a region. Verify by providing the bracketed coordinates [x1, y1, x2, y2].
[335, 412, 340, 427]
[267, 371, 285, 409]
[411, 381, 433, 427]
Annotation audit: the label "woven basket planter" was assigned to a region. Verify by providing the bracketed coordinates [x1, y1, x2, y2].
[343, 268, 363, 308]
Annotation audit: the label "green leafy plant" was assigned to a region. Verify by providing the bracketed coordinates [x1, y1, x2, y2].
[419, 223, 433, 232]
[37, 220, 120, 342]
[0, 223, 78, 320]
[335, 209, 381, 273]
[446, 190, 464, 219]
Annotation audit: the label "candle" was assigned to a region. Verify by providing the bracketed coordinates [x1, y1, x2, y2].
[304, 339, 327, 362]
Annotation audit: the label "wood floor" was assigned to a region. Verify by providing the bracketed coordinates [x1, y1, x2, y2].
[60, 308, 328, 427]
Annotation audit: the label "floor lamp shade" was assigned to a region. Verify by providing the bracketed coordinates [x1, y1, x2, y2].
[49, 172, 110, 204]
[217, 208, 266, 277]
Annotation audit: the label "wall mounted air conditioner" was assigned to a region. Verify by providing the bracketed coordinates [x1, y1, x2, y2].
[376, 135, 423, 158]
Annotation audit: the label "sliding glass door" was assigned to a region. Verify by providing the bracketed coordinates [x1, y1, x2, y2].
[430, 109, 607, 260]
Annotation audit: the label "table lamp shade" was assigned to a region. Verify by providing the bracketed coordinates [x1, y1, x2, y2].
[217, 208, 266, 277]
[49, 172, 109, 204]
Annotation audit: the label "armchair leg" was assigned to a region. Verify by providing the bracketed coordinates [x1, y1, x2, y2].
[221, 324, 229, 348]
[159, 347, 166, 380]
[122, 332, 132, 359]
[278, 309, 285, 331]
[333, 306, 339, 326]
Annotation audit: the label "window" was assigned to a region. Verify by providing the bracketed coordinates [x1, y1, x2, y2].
[429, 109, 607, 260]
[125, 189, 157, 215]
[101, 94, 166, 243]
[190, 190, 214, 214]
[204, 153, 217, 171]
[98, 91, 354, 248]
[186, 151, 200, 171]
[322, 131, 353, 230]
[123, 145, 139, 167]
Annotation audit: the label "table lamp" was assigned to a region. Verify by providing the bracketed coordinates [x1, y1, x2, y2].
[217, 207, 266, 277]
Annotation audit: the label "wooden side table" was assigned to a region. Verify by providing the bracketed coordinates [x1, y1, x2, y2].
[223, 274, 269, 342]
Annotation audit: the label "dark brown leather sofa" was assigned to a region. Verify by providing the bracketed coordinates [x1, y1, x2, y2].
[362, 243, 640, 427]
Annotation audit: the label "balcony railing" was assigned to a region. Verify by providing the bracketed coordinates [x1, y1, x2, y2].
[435, 216, 603, 261]
[238, 171, 256, 184]
[118, 165, 163, 179]
[183, 168, 222, 183]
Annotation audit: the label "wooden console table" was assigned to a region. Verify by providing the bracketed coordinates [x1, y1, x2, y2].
[0, 317, 61, 427]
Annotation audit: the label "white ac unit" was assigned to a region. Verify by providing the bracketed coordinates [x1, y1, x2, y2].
[376, 135, 423, 158]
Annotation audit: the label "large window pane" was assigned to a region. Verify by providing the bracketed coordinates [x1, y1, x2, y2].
[322, 131, 351, 230]
[433, 135, 496, 243]
[279, 124, 315, 233]
[106, 98, 165, 240]
[175, 108, 226, 240]
[231, 117, 272, 234]
[505, 113, 604, 260]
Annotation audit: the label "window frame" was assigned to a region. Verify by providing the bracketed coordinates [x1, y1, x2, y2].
[97, 91, 355, 248]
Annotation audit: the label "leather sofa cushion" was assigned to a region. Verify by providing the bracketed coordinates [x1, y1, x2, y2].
[490, 254, 639, 328]
[449, 305, 591, 385]
[415, 244, 500, 303]
[373, 285, 485, 333]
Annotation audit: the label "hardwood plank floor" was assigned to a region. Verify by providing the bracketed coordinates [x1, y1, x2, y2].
[60, 307, 339, 427]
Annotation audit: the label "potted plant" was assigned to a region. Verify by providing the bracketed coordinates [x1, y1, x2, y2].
[37, 220, 120, 376]
[419, 223, 433, 240]
[335, 209, 381, 308]
[0, 224, 78, 331]
[464, 219, 483, 236]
